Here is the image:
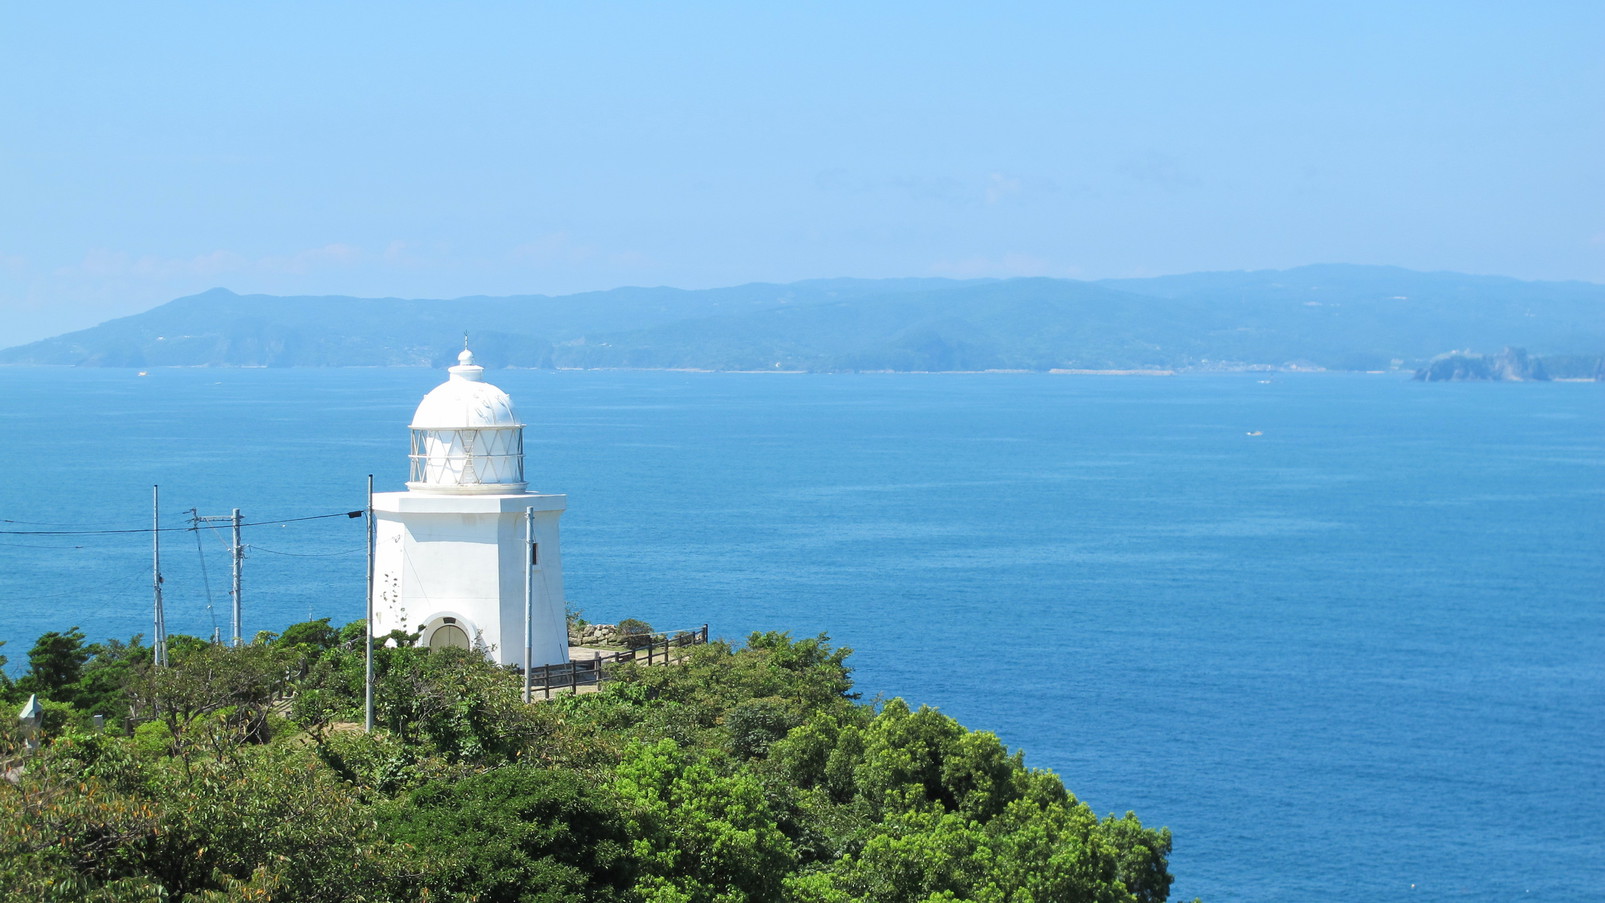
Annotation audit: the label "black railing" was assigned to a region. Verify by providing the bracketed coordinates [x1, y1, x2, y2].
[526, 624, 709, 700]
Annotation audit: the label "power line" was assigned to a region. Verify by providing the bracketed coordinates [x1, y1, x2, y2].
[190, 510, 219, 640]
[1, 517, 132, 527]
[248, 545, 364, 558]
[201, 518, 235, 553]
[0, 510, 364, 536]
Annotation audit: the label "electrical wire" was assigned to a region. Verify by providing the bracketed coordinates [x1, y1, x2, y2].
[198, 517, 232, 551]
[0, 510, 364, 536]
[247, 545, 364, 558]
[2, 517, 133, 527]
[190, 510, 218, 638]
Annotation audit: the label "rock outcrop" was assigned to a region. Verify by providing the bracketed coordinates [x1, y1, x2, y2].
[1414, 347, 1551, 381]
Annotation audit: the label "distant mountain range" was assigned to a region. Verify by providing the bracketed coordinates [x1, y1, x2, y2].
[3, 265, 1601, 373]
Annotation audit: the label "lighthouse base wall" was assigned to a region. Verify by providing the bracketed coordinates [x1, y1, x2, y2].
[371, 491, 568, 668]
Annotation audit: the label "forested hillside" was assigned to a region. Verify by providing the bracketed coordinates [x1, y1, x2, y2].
[3, 265, 1599, 372]
[0, 622, 1181, 902]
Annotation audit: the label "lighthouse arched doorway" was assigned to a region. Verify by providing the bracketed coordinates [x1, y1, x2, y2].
[422, 616, 473, 651]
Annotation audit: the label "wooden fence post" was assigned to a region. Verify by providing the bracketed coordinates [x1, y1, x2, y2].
[524, 626, 710, 703]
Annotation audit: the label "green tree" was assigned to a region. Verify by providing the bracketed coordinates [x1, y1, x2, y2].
[0, 640, 17, 705]
[1093, 812, 1176, 903]
[613, 739, 796, 903]
[70, 636, 149, 725]
[22, 627, 89, 698]
[276, 617, 340, 654]
[0, 728, 166, 899]
[125, 642, 293, 765]
[785, 698, 1025, 822]
[616, 617, 657, 650]
[0, 725, 409, 902]
[383, 764, 637, 902]
[789, 795, 1173, 903]
[148, 746, 408, 901]
[370, 644, 545, 764]
[603, 632, 857, 748]
[791, 809, 993, 903]
[0, 616, 1183, 903]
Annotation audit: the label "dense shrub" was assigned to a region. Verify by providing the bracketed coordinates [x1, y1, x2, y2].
[0, 621, 1181, 902]
[615, 617, 657, 650]
[383, 765, 637, 902]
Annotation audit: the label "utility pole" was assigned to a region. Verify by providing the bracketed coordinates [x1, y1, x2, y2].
[152, 485, 167, 667]
[231, 509, 243, 645]
[191, 509, 247, 646]
[365, 474, 375, 732]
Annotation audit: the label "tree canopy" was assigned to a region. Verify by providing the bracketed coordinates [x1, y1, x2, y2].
[0, 619, 1187, 902]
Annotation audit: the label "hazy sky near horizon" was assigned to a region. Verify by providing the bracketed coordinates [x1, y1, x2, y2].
[2, 2, 1601, 345]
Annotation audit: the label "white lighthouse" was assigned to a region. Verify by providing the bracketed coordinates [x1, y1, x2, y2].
[370, 347, 569, 668]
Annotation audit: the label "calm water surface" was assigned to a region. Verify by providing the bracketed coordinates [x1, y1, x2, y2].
[1, 368, 1600, 901]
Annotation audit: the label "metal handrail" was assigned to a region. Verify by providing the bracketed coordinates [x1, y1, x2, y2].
[526, 623, 710, 700]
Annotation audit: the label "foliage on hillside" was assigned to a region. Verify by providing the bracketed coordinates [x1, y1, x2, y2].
[3, 266, 1600, 372]
[0, 621, 1186, 902]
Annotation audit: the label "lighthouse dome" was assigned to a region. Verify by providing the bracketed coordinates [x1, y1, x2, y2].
[410, 349, 521, 429]
[406, 348, 527, 493]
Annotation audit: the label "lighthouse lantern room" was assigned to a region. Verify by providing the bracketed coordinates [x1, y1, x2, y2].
[370, 348, 569, 667]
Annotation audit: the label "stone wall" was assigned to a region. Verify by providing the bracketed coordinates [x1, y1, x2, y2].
[569, 622, 623, 647]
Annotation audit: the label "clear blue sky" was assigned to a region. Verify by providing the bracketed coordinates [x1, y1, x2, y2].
[2, 1, 1600, 345]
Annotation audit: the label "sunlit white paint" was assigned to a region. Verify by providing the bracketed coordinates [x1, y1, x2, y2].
[371, 350, 568, 668]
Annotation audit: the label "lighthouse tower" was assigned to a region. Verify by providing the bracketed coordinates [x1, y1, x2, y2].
[370, 347, 569, 667]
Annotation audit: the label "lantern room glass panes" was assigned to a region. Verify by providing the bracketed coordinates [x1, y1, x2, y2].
[409, 427, 524, 486]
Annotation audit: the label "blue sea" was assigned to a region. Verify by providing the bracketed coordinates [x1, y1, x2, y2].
[1, 367, 1600, 901]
